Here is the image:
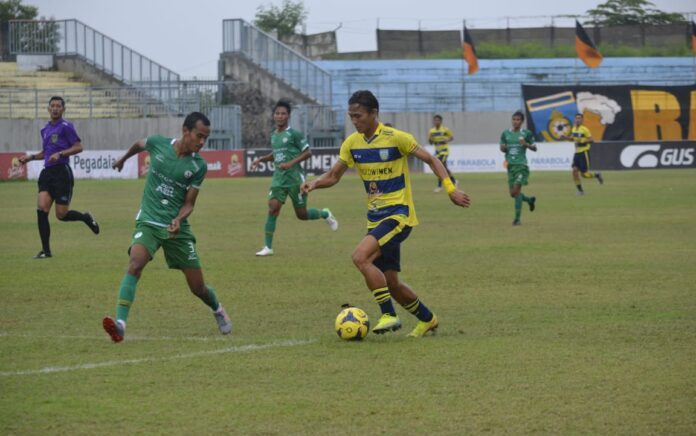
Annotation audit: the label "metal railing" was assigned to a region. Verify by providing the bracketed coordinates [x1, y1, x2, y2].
[222, 19, 331, 105]
[9, 19, 179, 85]
[207, 105, 242, 150]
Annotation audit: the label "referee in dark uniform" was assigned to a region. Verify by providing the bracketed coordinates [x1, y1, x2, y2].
[18, 96, 100, 258]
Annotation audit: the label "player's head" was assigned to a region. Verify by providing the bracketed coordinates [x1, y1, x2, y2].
[574, 113, 584, 126]
[512, 110, 524, 129]
[48, 96, 65, 120]
[273, 100, 291, 129]
[348, 90, 379, 135]
[433, 114, 442, 127]
[181, 111, 211, 153]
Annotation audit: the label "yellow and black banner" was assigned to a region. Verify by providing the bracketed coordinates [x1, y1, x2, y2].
[462, 27, 479, 75]
[575, 20, 602, 68]
[523, 84, 696, 142]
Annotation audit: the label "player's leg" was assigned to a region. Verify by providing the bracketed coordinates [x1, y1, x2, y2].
[442, 154, 456, 186]
[182, 268, 231, 335]
[52, 165, 99, 233]
[510, 183, 523, 225]
[290, 185, 338, 230]
[573, 153, 586, 195]
[434, 154, 445, 192]
[35, 189, 53, 258]
[581, 151, 603, 184]
[385, 271, 438, 337]
[257, 191, 283, 256]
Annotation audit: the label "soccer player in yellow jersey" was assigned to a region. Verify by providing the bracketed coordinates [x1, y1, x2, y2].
[302, 90, 470, 338]
[428, 114, 457, 192]
[563, 113, 604, 195]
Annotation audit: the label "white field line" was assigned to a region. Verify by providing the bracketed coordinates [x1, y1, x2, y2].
[0, 332, 232, 342]
[0, 339, 315, 377]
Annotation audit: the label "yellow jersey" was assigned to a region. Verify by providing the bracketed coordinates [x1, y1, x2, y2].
[428, 126, 453, 156]
[570, 125, 592, 153]
[339, 123, 419, 229]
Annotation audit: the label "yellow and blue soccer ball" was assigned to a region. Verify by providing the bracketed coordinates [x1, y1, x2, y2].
[335, 306, 370, 341]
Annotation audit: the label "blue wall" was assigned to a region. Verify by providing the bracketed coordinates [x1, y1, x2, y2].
[317, 58, 695, 113]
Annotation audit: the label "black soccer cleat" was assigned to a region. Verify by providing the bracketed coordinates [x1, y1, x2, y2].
[512, 219, 521, 226]
[33, 250, 52, 259]
[528, 196, 536, 212]
[85, 212, 100, 234]
[596, 173, 604, 185]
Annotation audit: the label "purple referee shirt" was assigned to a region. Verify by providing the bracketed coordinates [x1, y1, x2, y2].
[40, 118, 81, 168]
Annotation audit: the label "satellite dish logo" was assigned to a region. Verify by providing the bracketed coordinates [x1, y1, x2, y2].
[620, 145, 661, 168]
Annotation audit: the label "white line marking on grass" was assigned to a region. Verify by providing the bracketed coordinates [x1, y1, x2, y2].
[0, 339, 315, 377]
[0, 332, 232, 342]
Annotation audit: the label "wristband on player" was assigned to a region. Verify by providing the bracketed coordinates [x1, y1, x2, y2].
[442, 178, 456, 195]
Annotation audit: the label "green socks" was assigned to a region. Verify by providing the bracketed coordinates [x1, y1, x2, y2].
[306, 208, 329, 220]
[200, 286, 220, 311]
[514, 194, 523, 220]
[116, 273, 138, 322]
[264, 215, 277, 249]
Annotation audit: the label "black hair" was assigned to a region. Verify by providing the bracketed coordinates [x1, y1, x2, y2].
[575, 113, 584, 118]
[274, 100, 292, 114]
[49, 96, 65, 107]
[348, 90, 379, 112]
[512, 110, 525, 122]
[433, 114, 443, 121]
[183, 112, 211, 130]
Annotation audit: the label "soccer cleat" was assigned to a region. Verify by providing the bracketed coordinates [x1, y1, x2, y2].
[323, 208, 338, 231]
[576, 190, 585, 196]
[407, 314, 439, 338]
[528, 196, 536, 212]
[596, 173, 604, 185]
[213, 305, 232, 335]
[433, 187, 443, 193]
[372, 314, 402, 334]
[102, 316, 125, 343]
[85, 212, 100, 234]
[512, 219, 521, 226]
[33, 250, 52, 259]
[255, 246, 274, 256]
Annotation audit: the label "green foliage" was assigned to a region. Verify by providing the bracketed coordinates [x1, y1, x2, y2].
[586, 0, 685, 26]
[0, 0, 37, 21]
[253, 0, 308, 39]
[1, 171, 695, 433]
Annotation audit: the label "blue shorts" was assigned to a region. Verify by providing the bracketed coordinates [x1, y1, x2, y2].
[573, 151, 590, 173]
[367, 218, 412, 272]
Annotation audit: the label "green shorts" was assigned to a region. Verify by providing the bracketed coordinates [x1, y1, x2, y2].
[129, 222, 201, 270]
[269, 185, 307, 208]
[507, 164, 530, 188]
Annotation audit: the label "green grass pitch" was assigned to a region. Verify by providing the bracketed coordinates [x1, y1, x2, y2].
[1, 170, 695, 434]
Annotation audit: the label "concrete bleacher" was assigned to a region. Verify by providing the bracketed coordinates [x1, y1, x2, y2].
[0, 62, 148, 119]
[317, 57, 696, 113]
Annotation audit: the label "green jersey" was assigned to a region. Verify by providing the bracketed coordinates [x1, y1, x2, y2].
[137, 135, 207, 227]
[270, 127, 309, 187]
[500, 128, 535, 166]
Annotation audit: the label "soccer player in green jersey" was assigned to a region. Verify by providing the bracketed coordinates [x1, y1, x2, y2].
[102, 112, 232, 342]
[302, 90, 470, 338]
[500, 111, 537, 226]
[251, 100, 338, 257]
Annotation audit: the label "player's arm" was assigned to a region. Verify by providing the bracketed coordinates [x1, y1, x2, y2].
[168, 187, 199, 235]
[113, 139, 146, 172]
[250, 151, 274, 170]
[412, 146, 470, 208]
[279, 148, 311, 170]
[519, 134, 537, 152]
[301, 160, 348, 194]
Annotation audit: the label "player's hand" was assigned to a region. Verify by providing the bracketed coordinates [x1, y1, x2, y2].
[250, 159, 260, 170]
[449, 190, 470, 208]
[112, 159, 124, 172]
[18, 154, 32, 165]
[167, 218, 181, 236]
[300, 182, 313, 195]
[48, 152, 61, 163]
[278, 162, 291, 170]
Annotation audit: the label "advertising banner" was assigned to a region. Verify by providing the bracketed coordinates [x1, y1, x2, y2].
[589, 140, 696, 170]
[244, 148, 341, 177]
[0, 153, 29, 181]
[522, 84, 696, 142]
[23, 150, 138, 180]
[424, 143, 575, 173]
[137, 150, 245, 178]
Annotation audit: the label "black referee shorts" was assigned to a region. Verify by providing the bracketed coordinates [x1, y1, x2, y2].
[38, 164, 74, 205]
